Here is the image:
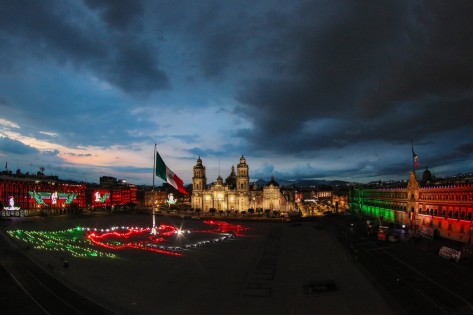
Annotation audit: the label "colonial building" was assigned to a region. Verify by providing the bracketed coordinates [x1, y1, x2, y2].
[1, 174, 86, 217]
[1, 173, 137, 217]
[191, 156, 295, 212]
[349, 170, 473, 244]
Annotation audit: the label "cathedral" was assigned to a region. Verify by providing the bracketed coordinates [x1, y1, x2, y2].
[191, 155, 295, 212]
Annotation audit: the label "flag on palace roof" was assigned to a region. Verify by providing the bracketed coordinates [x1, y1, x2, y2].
[155, 151, 188, 194]
[412, 149, 419, 169]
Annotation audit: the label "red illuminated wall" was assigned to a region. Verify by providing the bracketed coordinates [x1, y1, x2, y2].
[0, 178, 86, 210]
[109, 186, 137, 205]
[92, 189, 112, 207]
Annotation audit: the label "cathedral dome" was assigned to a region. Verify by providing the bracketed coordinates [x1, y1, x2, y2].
[265, 176, 279, 187]
[225, 166, 236, 188]
[422, 166, 432, 182]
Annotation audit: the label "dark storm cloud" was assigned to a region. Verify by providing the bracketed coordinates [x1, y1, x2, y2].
[0, 0, 169, 95]
[421, 140, 473, 170]
[1, 0, 472, 183]
[0, 137, 39, 155]
[231, 1, 473, 158]
[83, 0, 144, 31]
[456, 142, 473, 156]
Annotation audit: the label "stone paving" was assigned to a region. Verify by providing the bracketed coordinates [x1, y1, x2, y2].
[4, 214, 398, 315]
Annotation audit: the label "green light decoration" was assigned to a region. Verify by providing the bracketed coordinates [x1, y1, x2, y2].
[65, 193, 78, 204]
[7, 227, 116, 259]
[358, 204, 396, 222]
[99, 193, 110, 203]
[29, 190, 47, 205]
[28, 191, 78, 205]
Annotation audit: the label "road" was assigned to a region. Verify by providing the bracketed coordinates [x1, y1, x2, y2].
[323, 214, 473, 315]
[0, 220, 116, 315]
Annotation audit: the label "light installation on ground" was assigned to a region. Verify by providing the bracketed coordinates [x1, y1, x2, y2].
[8, 220, 250, 258]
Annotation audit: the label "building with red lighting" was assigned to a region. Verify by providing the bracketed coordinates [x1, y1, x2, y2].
[1, 173, 137, 217]
[349, 170, 473, 244]
[1, 174, 86, 217]
[88, 176, 137, 209]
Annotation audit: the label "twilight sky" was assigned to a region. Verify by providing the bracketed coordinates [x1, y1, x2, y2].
[1, 0, 473, 186]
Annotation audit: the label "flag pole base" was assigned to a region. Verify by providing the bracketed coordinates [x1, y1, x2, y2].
[150, 225, 157, 235]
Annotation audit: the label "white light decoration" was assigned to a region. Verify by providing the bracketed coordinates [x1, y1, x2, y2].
[51, 192, 58, 205]
[4, 196, 20, 210]
[167, 193, 177, 205]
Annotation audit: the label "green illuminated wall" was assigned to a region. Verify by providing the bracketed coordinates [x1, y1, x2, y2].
[359, 204, 396, 222]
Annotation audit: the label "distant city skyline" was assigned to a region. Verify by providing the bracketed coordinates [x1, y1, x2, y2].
[1, 1, 472, 185]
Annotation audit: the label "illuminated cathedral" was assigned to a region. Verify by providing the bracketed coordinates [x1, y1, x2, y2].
[191, 155, 295, 212]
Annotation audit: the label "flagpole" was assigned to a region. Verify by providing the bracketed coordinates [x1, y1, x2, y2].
[151, 143, 157, 235]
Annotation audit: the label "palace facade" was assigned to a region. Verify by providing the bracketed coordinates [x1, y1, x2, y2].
[349, 170, 473, 244]
[191, 156, 296, 212]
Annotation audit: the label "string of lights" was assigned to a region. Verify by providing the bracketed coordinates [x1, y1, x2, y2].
[8, 221, 250, 258]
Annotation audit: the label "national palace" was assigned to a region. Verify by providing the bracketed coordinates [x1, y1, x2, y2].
[191, 155, 296, 212]
[349, 169, 473, 244]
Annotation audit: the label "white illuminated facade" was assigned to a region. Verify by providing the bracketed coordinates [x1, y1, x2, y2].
[191, 156, 295, 212]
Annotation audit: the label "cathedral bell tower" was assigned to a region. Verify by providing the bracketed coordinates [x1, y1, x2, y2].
[191, 157, 206, 210]
[192, 156, 206, 191]
[236, 155, 249, 192]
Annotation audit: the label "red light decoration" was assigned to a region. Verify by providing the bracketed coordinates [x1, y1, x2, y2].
[86, 225, 183, 256]
[84, 220, 250, 257]
[198, 220, 250, 236]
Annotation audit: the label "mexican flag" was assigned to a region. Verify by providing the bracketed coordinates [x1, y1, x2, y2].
[155, 151, 188, 194]
[413, 152, 419, 169]
[412, 145, 419, 169]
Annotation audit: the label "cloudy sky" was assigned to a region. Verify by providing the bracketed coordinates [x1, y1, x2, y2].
[1, 0, 472, 186]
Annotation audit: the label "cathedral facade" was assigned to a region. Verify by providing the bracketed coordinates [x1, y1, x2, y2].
[191, 155, 295, 212]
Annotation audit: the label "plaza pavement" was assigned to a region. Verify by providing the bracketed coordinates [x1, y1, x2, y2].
[5, 214, 399, 315]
